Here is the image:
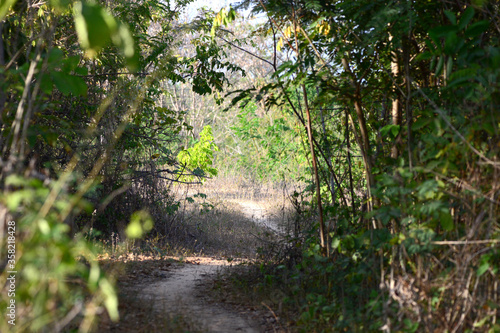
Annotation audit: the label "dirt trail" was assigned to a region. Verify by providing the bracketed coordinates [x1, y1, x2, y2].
[140, 257, 259, 333]
[236, 200, 282, 234]
[137, 200, 277, 332]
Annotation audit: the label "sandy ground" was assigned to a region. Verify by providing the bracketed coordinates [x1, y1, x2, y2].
[236, 200, 283, 234]
[133, 199, 282, 332]
[140, 257, 260, 332]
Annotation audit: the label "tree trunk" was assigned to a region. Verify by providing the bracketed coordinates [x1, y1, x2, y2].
[341, 55, 379, 229]
[389, 32, 402, 159]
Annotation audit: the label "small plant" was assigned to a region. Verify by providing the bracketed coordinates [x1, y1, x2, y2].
[177, 125, 219, 183]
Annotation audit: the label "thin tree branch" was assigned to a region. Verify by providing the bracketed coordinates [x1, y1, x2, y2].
[216, 34, 274, 68]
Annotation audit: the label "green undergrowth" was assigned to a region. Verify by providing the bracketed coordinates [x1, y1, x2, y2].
[215, 214, 500, 333]
[212, 246, 384, 333]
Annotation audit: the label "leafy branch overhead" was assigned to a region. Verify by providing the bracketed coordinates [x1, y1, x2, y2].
[73, 1, 138, 71]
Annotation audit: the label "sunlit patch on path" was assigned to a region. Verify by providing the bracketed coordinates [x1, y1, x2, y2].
[235, 200, 283, 234]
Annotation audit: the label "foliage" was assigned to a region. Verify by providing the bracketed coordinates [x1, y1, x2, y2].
[0, 0, 243, 331]
[220, 0, 500, 331]
[1, 0, 499, 331]
[177, 125, 219, 182]
[229, 101, 307, 182]
[0, 174, 118, 331]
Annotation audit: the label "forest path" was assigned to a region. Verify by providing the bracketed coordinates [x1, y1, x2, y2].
[234, 200, 282, 234]
[139, 257, 260, 333]
[135, 200, 278, 332]
[105, 199, 280, 332]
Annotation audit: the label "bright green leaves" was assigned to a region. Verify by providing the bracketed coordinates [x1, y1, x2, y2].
[438, 210, 454, 231]
[477, 251, 499, 277]
[3, 175, 47, 211]
[177, 125, 219, 182]
[227, 95, 305, 182]
[373, 169, 455, 232]
[73, 1, 138, 71]
[0, 173, 117, 330]
[73, 2, 116, 55]
[416, 179, 443, 200]
[380, 124, 400, 140]
[99, 278, 119, 321]
[125, 210, 154, 239]
[113, 23, 136, 61]
[0, 0, 17, 20]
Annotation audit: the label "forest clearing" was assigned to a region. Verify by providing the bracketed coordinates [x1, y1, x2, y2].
[1, 0, 499, 332]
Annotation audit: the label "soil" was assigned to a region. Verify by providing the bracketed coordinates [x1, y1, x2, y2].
[236, 200, 282, 233]
[139, 257, 260, 333]
[97, 199, 282, 333]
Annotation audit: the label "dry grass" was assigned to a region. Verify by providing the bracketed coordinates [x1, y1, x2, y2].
[180, 199, 266, 257]
[200, 176, 298, 203]
[80, 177, 309, 333]
[164, 176, 304, 258]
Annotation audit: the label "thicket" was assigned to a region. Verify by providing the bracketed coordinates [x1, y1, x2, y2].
[213, 0, 500, 331]
[0, 0, 231, 331]
[0, 0, 499, 332]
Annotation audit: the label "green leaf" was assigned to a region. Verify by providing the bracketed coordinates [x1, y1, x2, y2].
[403, 318, 419, 333]
[38, 219, 51, 235]
[444, 33, 458, 55]
[444, 10, 456, 25]
[429, 25, 458, 39]
[448, 67, 477, 86]
[380, 124, 400, 139]
[391, 125, 400, 137]
[477, 262, 489, 277]
[48, 47, 64, 63]
[0, 0, 17, 21]
[331, 237, 340, 250]
[458, 7, 475, 30]
[445, 56, 453, 79]
[439, 210, 454, 231]
[415, 51, 433, 61]
[412, 118, 429, 131]
[40, 73, 54, 95]
[125, 210, 153, 239]
[72, 2, 136, 70]
[74, 65, 88, 76]
[5, 191, 25, 211]
[464, 20, 489, 38]
[113, 22, 139, 71]
[74, 1, 116, 57]
[435, 56, 445, 77]
[50, 71, 88, 96]
[99, 278, 119, 321]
